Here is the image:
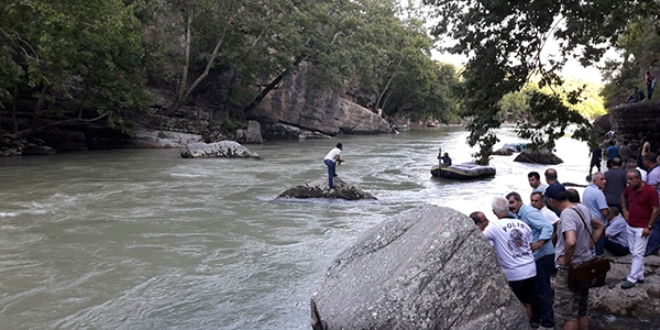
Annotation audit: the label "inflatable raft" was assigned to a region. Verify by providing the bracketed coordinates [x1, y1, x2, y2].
[430, 162, 496, 180]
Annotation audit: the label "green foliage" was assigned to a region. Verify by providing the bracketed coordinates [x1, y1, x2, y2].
[424, 0, 658, 161]
[0, 0, 149, 128]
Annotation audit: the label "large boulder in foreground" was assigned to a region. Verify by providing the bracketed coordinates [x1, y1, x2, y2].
[180, 141, 260, 158]
[514, 150, 563, 165]
[278, 177, 376, 200]
[310, 205, 528, 330]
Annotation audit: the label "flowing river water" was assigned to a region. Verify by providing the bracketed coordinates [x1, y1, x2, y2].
[0, 125, 650, 329]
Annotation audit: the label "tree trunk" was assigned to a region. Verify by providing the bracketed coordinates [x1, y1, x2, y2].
[376, 73, 396, 110]
[12, 87, 18, 134]
[165, 17, 231, 116]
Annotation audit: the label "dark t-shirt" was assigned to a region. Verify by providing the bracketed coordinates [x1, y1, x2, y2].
[623, 184, 659, 227]
[591, 147, 602, 163]
[619, 145, 632, 160]
[604, 168, 627, 206]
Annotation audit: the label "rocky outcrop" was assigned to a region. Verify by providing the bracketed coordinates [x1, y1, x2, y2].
[593, 113, 612, 136]
[246, 63, 391, 136]
[236, 120, 264, 144]
[180, 141, 260, 158]
[514, 150, 563, 165]
[491, 147, 513, 156]
[610, 101, 660, 149]
[589, 254, 660, 317]
[278, 177, 376, 200]
[311, 205, 529, 330]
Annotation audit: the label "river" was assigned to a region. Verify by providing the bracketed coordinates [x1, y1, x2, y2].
[0, 125, 644, 329]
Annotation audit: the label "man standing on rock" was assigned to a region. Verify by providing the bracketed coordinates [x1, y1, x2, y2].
[643, 153, 660, 256]
[620, 169, 659, 289]
[506, 192, 555, 330]
[487, 197, 537, 322]
[604, 157, 627, 211]
[582, 172, 610, 287]
[546, 183, 604, 330]
[619, 141, 632, 164]
[323, 143, 342, 189]
[589, 144, 602, 175]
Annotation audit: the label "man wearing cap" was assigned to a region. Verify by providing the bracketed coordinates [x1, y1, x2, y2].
[486, 197, 536, 322]
[506, 192, 555, 330]
[546, 183, 605, 330]
[323, 143, 343, 189]
[620, 169, 659, 289]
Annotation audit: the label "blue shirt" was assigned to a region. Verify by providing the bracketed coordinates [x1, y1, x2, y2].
[606, 215, 629, 248]
[583, 183, 609, 226]
[513, 204, 555, 260]
[441, 156, 451, 165]
[607, 145, 618, 160]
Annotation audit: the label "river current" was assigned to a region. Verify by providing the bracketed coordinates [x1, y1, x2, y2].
[0, 125, 635, 329]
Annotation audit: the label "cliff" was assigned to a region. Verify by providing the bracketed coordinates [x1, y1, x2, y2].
[246, 63, 391, 136]
[609, 100, 660, 150]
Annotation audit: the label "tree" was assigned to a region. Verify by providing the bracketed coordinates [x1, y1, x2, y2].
[0, 0, 149, 135]
[424, 0, 658, 161]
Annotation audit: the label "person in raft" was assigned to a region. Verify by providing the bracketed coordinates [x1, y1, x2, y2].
[323, 143, 343, 189]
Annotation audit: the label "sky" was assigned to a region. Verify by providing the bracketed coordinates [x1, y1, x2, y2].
[404, 0, 620, 85]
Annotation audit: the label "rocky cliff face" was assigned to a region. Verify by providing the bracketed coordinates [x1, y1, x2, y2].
[247, 63, 391, 136]
[610, 101, 660, 149]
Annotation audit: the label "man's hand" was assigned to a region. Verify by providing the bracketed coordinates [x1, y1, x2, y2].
[530, 241, 544, 251]
[643, 227, 651, 237]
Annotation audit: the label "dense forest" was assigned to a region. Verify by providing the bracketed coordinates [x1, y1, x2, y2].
[1, 0, 659, 155]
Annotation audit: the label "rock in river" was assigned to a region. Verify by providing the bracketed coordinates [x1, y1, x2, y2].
[513, 150, 563, 165]
[180, 141, 260, 159]
[310, 205, 529, 330]
[278, 177, 376, 200]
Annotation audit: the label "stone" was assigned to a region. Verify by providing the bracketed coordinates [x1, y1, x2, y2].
[593, 113, 612, 136]
[310, 205, 529, 330]
[513, 150, 563, 165]
[278, 177, 376, 200]
[180, 141, 260, 159]
[22, 143, 56, 155]
[260, 122, 302, 141]
[491, 147, 513, 156]
[243, 120, 264, 144]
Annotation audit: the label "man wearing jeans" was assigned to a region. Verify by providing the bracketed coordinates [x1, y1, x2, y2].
[323, 143, 342, 189]
[621, 169, 659, 289]
[506, 192, 555, 330]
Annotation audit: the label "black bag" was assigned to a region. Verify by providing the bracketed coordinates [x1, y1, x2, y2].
[567, 208, 611, 291]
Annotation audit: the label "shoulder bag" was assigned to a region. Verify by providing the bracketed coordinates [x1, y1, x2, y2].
[567, 207, 611, 292]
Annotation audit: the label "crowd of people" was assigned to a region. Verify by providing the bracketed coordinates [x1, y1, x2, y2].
[469, 156, 660, 329]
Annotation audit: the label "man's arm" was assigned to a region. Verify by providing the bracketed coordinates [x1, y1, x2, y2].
[591, 217, 605, 245]
[644, 206, 659, 237]
[561, 230, 576, 266]
[527, 210, 553, 251]
[600, 208, 610, 220]
[621, 193, 629, 221]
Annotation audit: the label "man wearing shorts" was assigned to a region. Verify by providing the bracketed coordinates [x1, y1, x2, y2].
[546, 184, 605, 330]
[485, 197, 537, 322]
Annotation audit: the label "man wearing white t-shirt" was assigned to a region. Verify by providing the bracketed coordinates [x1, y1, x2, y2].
[485, 197, 536, 322]
[323, 143, 343, 189]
